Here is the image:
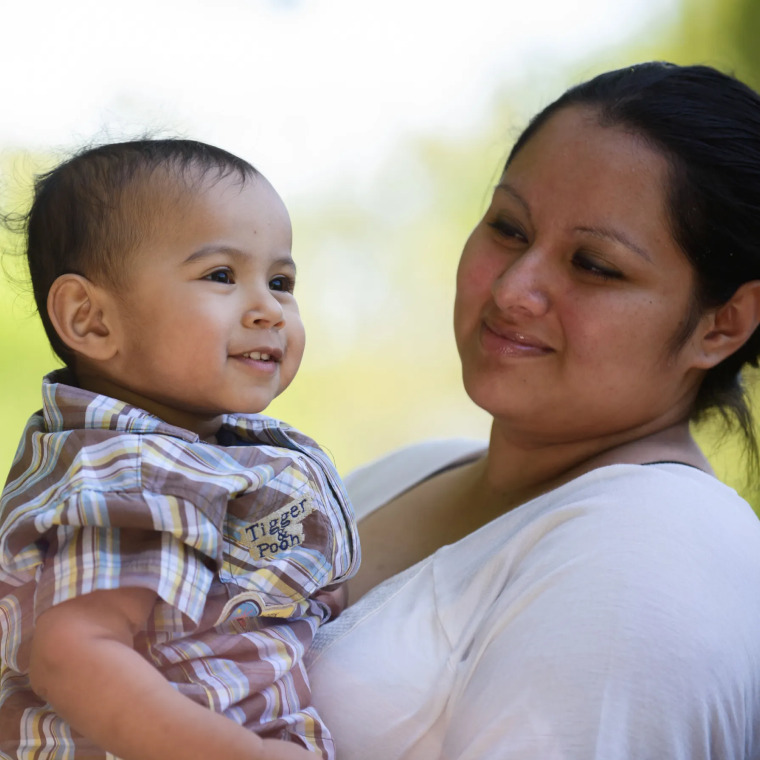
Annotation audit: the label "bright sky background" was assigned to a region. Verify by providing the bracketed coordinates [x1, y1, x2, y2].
[1, 0, 679, 199]
[3, 0, 755, 495]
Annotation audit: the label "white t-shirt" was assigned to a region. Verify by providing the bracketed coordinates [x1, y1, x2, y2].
[308, 440, 760, 760]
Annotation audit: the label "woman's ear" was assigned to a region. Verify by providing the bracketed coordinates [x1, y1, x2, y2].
[693, 280, 760, 369]
[47, 274, 120, 362]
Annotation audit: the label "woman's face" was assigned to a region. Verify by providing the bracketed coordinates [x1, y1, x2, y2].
[454, 106, 706, 443]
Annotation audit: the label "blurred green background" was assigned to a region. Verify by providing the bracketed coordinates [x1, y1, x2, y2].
[1, 0, 758, 513]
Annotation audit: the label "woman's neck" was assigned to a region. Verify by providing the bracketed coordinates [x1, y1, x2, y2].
[471, 417, 712, 521]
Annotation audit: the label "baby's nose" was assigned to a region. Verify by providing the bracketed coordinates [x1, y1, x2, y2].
[243, 292, 285, 329]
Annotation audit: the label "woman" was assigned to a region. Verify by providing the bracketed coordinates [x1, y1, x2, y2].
[307, 63, 760, 759]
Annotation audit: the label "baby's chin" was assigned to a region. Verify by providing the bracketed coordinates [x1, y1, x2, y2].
[218, 396, 278, 417]
[156, 396, 274, 424]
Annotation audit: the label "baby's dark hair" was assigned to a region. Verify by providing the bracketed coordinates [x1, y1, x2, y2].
[14, 138, 258, 366]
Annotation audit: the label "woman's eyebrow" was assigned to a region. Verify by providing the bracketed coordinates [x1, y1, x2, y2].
[494, 183, 532, 221]
[494, 184, 652, 263]
[574, 225, 652, 263]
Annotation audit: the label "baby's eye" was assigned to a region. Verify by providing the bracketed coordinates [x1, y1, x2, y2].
[269, 275, 295, 293]
[205, 269, 234, 285]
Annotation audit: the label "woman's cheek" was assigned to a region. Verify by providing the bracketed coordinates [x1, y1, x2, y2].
[453, 266, 483, 341]
[457, 239, 501, 307]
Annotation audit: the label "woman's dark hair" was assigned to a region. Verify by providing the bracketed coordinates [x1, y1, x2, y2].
[508, 62, 760, 456]
[6, 138, 258, 367]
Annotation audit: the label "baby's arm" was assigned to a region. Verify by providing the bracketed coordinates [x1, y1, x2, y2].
[312, 582, 349, 619]
[29, 587, 312, 760]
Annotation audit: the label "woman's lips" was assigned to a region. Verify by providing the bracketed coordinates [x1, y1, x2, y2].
[480, 321, 554, 357]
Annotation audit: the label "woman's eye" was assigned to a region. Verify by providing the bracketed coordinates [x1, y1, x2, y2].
[205, 269, 234, 284]
[573, 254, 622, 281]
[269, 275, 295, 293]
[487, 219, 528, 242]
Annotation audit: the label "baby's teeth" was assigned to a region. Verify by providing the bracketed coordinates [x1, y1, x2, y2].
[243, 352, 250, 358]
[262, 353, 270, 361]
[250, 351, 261, 360]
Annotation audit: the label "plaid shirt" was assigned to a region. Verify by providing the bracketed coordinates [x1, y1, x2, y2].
[0, 371, 359, 759]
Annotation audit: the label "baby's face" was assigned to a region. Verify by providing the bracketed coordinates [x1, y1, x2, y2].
[109, 173, 304, 422]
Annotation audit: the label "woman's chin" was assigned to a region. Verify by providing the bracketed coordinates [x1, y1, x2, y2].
[463, 378, 536, 423]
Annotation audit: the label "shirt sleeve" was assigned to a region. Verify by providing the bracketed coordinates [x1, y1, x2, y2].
[18, 490, 220, 626]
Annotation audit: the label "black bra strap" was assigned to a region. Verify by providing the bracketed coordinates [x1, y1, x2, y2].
[641, 460, 702, 471]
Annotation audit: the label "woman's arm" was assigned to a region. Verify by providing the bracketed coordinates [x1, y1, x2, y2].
[29, 587, 312, 760]
[347, 457, 486, 602]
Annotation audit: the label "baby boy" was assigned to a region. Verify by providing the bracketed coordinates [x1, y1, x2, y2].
[0, 140, 359, 760]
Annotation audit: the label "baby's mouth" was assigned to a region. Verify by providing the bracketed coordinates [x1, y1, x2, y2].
[240, 351, 278, 362]
[232, 351, 281, 374]
[232, 346, 284, 375]
[235, 346, 284, 363]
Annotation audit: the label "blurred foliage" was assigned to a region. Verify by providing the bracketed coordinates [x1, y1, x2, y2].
[1, 0, 759, 515]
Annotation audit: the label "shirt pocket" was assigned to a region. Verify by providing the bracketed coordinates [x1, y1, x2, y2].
[219, 491, 333, 615]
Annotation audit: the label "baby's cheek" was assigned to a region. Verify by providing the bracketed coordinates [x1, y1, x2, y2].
[285, 318, 306, 379]
[277, 356, 302, 396]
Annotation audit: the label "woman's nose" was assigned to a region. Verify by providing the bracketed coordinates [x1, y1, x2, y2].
[242, 289, 285, 330]
[491, 247, 551, 317]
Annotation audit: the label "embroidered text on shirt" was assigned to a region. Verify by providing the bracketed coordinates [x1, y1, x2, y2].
[243, 497, 314, 559]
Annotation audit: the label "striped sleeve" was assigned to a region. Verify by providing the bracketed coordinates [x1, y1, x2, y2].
[2, 487, 221, 626]
[35, 521, 214, 625]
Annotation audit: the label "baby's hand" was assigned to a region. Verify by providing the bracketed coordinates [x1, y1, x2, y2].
[313, 583, 349, 620]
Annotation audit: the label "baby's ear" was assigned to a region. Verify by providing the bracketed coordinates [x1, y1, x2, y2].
[692, 280, 760, 368]
[47, 274, 119, 362]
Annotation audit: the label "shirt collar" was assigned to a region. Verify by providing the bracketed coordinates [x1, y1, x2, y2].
[42, 369, 202, 442]
[41, 370, 315, 449]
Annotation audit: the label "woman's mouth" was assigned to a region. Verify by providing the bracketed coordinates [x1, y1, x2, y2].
[480, 321, 553, 357]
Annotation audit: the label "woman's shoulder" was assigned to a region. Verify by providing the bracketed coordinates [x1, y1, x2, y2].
[343, 438, 487, 521]
[589, 464, 760, 590]
[564, 462, 760, 538]
[506, 463, 760, 580]
[433, 463, 760, 642]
